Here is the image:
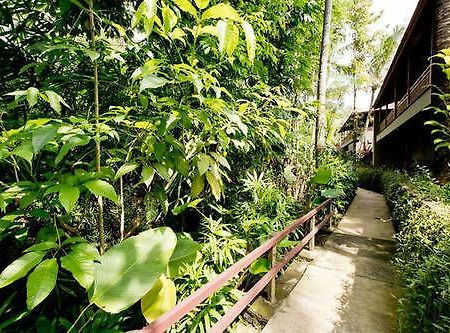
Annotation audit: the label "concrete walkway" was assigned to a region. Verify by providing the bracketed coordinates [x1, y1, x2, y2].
[262, 188, 399, 333]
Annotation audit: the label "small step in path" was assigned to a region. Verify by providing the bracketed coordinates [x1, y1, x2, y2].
[262, 188, 400, 333]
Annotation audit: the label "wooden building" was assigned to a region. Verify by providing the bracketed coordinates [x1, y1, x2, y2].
[339, 111, 373, 159]
[372, 0, 450, 172]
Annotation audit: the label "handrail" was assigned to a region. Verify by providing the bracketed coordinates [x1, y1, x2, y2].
[138, 199, 333, 333]
[378, 65, 433, 132]
[410, 64, 432, 93]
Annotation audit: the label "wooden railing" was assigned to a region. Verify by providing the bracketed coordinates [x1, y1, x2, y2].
[341, 132, 354, 148]
[410, 65, 432, 103]
[378, 65, 432, 133]
[137, 199, 334, 333]
[397, 94, 408, 115]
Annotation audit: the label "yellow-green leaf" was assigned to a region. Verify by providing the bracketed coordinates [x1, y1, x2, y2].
[91, 228, 177, 313]
[206, 171, 221, 200]
[249, 258, 270, 275]
[141, 275, 176, 323]
[173, 0, 197, 17]
[26, 87, 39, 108]
[162, 6, 178, 32]
[225, 22, 239, 57]
[191, 173, 205, 198]
[242, 21, 256, 63]
[202, 3, 240, 21]
[141, 166, 155, 187]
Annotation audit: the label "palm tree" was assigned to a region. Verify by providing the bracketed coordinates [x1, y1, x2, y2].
[315, 0, 333, 167]
[364, 26, 404, 130]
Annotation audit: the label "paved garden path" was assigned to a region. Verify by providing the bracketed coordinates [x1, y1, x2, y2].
[262, 188, 400, 333]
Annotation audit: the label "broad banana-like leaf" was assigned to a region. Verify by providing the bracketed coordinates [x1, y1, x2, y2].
[90, 228, 177, 313]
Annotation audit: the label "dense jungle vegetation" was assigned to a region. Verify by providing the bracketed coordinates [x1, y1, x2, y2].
[0, 0, 404, 332]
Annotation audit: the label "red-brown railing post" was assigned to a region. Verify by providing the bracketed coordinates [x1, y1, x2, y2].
[329, 202, 336, 229]
[308, 216, 316, 251]
[137, 199, 332, 333]
[269, 244, 277, 304]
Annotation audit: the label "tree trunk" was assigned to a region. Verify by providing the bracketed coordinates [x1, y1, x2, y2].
[314, 0, 333, 167]
[88, 0, 105, 254]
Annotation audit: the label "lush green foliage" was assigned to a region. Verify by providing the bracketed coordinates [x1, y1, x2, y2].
[426, 49, 450, 151]
[358, 166, 450, 332]
[0, 0, 344, 331]
[0, 0, 365, 331]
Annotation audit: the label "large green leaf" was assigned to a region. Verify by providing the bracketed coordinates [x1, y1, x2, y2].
[24, 242, 57, 253]
[162, 6, 178, 33]
[26, 258, 58, 310]
[202, 3, 240, 21]
[141, 166, 155, 187]
[154, 163, 171, 181]
[59, 185, 80, 212]
[84, 180, 118, 204]
[140, 75, 169, 91]
[310, 167, 332, 185]
[13, 143, 33, 165]
[115, 163, 139, 180]
[61, 243, 99, 290]
[206, 171, 221, 200]
[168, 238, 200, 277]
[191, 174, 205, 198]
[0, 252, 45, 288]
[90, 227, 177, 313]
[197, 153, 210, 175]
[140, 275, 176, 323]
[55, 136, 90, 165]
[32, 124, 58, 153]
[242, 21, 256, 63]
[45, 91, 68, 113]
[26, 87, 39, 108]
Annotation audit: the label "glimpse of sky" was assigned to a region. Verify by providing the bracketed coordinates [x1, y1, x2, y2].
[342, 0, 420, 112]
[372, 0, 419, 30]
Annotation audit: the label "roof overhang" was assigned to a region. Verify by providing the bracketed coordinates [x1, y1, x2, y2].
[373, 0, 429, 108]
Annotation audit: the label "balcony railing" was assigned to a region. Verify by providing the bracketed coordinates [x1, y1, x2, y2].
[378, 65, 432, 133]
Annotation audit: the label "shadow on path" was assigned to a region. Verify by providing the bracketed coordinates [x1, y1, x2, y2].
[262, 188, 400, 333]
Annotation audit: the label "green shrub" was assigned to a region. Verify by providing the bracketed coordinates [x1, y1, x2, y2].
[395, 203, 450, 332]
[357, 166, 383, 192]
[359, 167, 450, 332]
[320, 153, 358, 212]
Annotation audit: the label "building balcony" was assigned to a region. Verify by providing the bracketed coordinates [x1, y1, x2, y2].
[377, 65, 433, 134]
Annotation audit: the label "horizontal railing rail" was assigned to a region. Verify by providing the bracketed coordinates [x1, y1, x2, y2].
[137, 199, 334, 333]
[377, 65, 433, 133]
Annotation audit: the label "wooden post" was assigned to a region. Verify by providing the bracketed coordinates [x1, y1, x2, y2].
[309, 217, 316, 251]
[406, 57, 411, 105]
[269, 245, 277, 304]
[330, 202, 336, 229]
[394, 80, 398, 117]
